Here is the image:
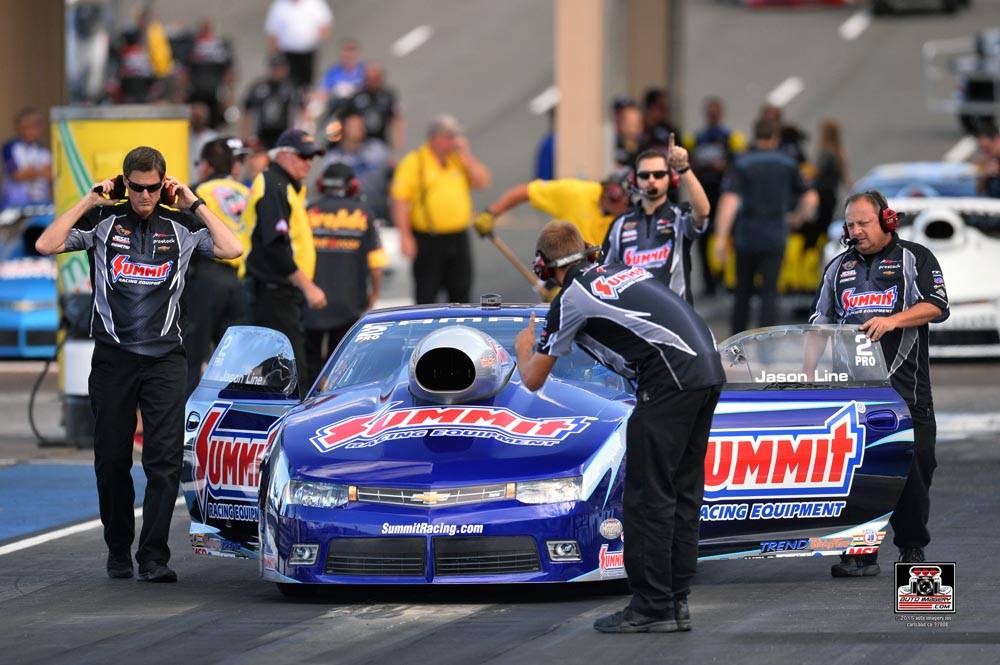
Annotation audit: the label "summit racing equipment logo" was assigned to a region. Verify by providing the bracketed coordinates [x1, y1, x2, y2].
[841, 285, 898, 313]
[590, 266, 653, 299]
[598, 544, 626, 578]
[109, 254, 173, 284]
[310, 403, 594, 452]
[895, 563, 955, 613]
[194, 404, 281, 522]
[703, 403, 865, 501]
[622, 241, 672, 269]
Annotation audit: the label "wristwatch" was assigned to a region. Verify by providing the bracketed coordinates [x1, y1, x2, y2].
[188, 198, 206, 214]
[676, 166, 691, 174]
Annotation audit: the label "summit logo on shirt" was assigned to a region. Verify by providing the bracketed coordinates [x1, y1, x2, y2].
[590, 267, 653, 299]
[622, 241, 672, 269]
[110, 254, 173, 284]
[841, 285, 898, 313]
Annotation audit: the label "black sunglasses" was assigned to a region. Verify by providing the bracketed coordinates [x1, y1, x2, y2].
[636, 170, 669, 181]
[126, 179, 164, 193]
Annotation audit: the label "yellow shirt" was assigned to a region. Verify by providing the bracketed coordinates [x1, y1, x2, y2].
[195, 177, 250, 274]
[244, 172, 317, 281]
[390, 144, 472, 234]
[526, 178, 610, 247]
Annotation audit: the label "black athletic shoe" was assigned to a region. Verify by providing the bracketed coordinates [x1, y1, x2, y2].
[674, 595, 691, 631]
[831, 553, 881, 577]
[593, 606, 678, 634]
[137, 562, 178, 583]
[106, 552, 133, 579]
[898, 547, 926, 563]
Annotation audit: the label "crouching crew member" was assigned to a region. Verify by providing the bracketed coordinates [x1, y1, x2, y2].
[303, 162, 387, 389]
[34, 146, 243, 582]
[810, 190, 949, 576]
[515, 221, 725, 633]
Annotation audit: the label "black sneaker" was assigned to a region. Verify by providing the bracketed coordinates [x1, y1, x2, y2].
[593, 606, 678, 634]
[137, 562, 178, 583]
[106, 552, 133, 579]
[674, 594, 691, 631]
[898, 547, 926, 563]
[830, 553, 880, 577]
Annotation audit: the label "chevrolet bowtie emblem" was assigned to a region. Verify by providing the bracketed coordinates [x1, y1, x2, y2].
[410, 491, 452, 505]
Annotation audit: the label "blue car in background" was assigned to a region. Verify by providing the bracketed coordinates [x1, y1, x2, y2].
[182, 307, 915, 596]
[853, 161, 979, 199]
[0, 206, 58, 358]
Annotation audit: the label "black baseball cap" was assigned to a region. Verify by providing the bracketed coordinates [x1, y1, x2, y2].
[319, 162, 355, 189]
[274, 128, 325, 158]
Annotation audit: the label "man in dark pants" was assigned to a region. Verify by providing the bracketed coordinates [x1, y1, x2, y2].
[35, 146, 243, 582]
[810, 190, 949, 576]
[390, 115, 491, 304]
[714, 119, 818, 333]
[243, 129, 328, 396]
[516, 221, 725, 633]
[303, 162, 386, 388]
[183, 138, 250, 394]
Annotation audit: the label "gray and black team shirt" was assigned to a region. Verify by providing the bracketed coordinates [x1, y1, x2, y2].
[538, 262, 725, 391]
[600, 201, 703, 304]
[65, 200, 215, 356]
[809, 235, 949, 407]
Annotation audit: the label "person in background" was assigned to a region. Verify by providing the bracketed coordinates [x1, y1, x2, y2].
[535, 107, 555, 181]
[303, 162, 386, 388]
[758, 103, 809, 167]
[614, 101, 644, 168]
[975, 122, 1000, 197]
[391, 114, 491, 304]
[2, 107, 52, 208]
[812, 119, 852, 248]
[186, 19, 235, 128]
[685, 96, 746, 297]
[242, 54, 303, 150]
[265, 0, 333, 91]
[189, 102, 219, 175]
[322, 108, 393, 223]
[641, 87, 681, 151]
[321, 38, 365, 107]
[349, 62, 403, 151]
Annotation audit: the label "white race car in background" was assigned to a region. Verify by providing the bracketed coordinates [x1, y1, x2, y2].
[824, 197, 1000, 359]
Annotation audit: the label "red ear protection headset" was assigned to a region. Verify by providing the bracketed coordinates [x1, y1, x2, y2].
[532, 245, 601, 281]
[93, 175, 177, 206]
[842, 190, 899, 246]
[318, 176, 361, 198]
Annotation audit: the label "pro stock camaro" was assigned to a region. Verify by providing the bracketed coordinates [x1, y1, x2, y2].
[181, 304, 914, 593]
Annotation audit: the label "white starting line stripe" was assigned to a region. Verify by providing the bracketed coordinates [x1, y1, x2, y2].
[943, 136, 977, 163]
[767, 76, 804, 108]
[0, 497, 185, 557]
[391, 25, 432, 57]
[838, 11, 871, 41]
[529, 86, 560, 115]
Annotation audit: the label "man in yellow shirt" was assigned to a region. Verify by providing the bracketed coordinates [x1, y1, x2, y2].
[390, 115, 491, 304]
[473, 170, 632, 247]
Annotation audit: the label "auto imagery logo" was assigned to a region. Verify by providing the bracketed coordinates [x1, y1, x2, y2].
[895, 563, 955, 613]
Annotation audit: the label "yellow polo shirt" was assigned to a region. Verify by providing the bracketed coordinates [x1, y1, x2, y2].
[244, 172, 317, 281]
[195, 177, 251, 274]
[526, 178, 610, 247]
[390, 144, 472, 234]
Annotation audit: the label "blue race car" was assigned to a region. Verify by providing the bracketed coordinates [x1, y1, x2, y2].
[0, 207, 57, 358]
[181, 306, 913, 593]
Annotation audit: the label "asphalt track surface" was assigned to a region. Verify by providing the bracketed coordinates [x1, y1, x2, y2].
[3, 0, 1000, 662]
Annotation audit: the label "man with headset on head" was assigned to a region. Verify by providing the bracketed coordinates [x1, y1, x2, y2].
[516, 220, 725, 633]
[810, 189, 949, 576]
[601, 136, 711, 305]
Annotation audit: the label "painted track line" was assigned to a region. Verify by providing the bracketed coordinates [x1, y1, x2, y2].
[767, 76, 804, 107]
[943, 136, 977, 163]
[838, 11, 870, 41]
[0, 497, 185, 557]
[391, 25, 432, 57]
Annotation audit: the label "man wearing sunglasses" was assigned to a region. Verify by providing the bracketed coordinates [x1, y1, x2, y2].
[601, 140, 711, 305]
[36, 146, 243, 583]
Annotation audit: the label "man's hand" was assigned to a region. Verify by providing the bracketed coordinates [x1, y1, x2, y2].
[453, 135, 471, 156]
[304, 282, 328, 310]
[89, 178, 120, 205]
[859, 315, 898, 342]
[400, 231, 417, 260]
[164, 176, 197, 208]
[666, 133, 689, 170]
[473, 210, 495, 238]
[713, 235, 730, 267]
[515, 312, 537, 359]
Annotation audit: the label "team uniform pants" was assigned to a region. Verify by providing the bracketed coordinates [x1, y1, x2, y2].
[89, 343, 186, 566]
[731, 248, 784, 334]
[890, 403, 937, 549]
[282, 50, 316, 89]
[413, 230, 472, 305]
[245, 279, 307, 398]
[183, 261, 245, 395]
[624, 383, 722, 618]
[304, 319, 358, 392]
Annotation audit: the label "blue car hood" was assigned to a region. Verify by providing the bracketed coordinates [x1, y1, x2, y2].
[280, 376, 629, 487]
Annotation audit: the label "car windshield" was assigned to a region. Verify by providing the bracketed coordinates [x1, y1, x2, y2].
[717, 324, 890, 388]
[316, 313, 630, 397]
[201, 325, 298, 396]
[859, 177, 977, 198]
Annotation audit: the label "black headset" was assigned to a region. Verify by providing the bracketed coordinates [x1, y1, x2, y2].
[532, 246, 601, 281]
